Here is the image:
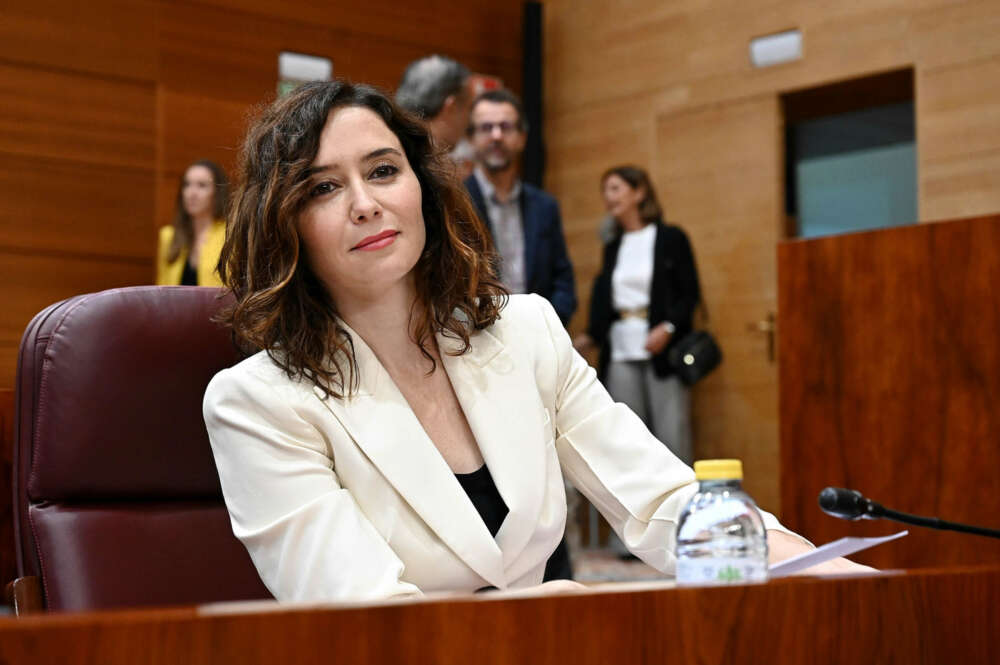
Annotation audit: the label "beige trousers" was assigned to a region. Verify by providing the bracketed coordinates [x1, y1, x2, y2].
[605, 359, 693, 465]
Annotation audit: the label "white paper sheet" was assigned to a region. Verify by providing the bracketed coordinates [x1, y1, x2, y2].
[768, 530, 908, 577]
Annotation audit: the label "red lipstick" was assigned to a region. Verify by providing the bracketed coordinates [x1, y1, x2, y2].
[352, 230, 399, 251]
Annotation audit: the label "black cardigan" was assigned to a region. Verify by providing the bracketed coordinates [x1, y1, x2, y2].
[586, 221, 701, 379]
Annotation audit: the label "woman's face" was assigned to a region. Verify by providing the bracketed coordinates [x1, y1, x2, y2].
[182, 165, 216, 218]
[601, 174, 644, 220]
[297, 106, 426, 304]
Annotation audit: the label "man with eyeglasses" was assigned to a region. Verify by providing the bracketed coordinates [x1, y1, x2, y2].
[464, 89, 577, 327]
[464, 89, 577, 583]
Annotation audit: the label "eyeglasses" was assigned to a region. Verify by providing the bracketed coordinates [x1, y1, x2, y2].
[470, 121, 521, 136]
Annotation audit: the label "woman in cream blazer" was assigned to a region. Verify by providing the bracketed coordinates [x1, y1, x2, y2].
[206, 294, 798, 600]
[203, 81, 861, 604]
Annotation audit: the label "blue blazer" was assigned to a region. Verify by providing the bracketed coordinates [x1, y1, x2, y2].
[465, 175, 577, 325]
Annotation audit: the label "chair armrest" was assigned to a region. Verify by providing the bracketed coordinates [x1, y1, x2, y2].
[4, 576, 43, 615]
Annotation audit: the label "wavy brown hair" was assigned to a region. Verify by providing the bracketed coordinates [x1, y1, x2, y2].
[167, 159, 229, 263]
[218, 80, 506, 398]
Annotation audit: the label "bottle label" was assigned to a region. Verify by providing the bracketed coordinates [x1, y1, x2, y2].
[676, 557, 768, 585]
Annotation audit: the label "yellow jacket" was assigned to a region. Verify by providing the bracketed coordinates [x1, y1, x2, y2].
[156, 219, 226, 287]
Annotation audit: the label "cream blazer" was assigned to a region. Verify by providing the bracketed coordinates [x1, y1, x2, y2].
[203, 295, 793, 602]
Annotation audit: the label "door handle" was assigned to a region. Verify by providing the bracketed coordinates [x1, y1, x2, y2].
[746, 312, 776, 363]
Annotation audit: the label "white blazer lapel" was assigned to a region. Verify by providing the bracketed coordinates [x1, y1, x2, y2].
[315, 328, 506, 589]
[439, 329, 548, 571]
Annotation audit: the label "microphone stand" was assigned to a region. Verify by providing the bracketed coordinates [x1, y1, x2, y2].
[821, 488, 1000, 540]
[872, 504, 1000, 540]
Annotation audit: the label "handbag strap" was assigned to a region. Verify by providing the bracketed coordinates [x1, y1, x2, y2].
[695, 299, 710, 327]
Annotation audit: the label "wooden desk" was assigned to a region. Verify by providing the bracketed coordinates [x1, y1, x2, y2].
[1, 566, 996, 664]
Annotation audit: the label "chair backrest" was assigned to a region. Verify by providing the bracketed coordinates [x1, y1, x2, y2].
[13, 286, 271, 611]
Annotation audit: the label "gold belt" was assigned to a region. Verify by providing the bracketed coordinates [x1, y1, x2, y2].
[617, 307, 648, 320]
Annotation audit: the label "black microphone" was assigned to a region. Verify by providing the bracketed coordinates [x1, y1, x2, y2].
[818, 487, 880, 520]
[818, 487, 1000, 540]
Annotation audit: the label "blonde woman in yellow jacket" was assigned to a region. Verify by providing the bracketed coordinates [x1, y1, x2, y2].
[157, 160, 228, 286]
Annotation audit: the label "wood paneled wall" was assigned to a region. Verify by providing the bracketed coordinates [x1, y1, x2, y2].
[0, 0, 523, 390]
[544, 0, 1000, 512]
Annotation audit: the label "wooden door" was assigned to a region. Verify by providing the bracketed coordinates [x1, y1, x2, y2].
[655, 95, 784, 510]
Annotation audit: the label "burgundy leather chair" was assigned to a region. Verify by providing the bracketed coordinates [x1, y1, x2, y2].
[9, 286, 271, 612]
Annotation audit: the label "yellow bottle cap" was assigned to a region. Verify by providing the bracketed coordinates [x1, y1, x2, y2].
[693, 459, 743, 480]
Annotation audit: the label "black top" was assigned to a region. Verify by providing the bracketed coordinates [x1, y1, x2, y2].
[455, 464, 509, 538]
[180, 259, 198, 286]
[586, 221, 701, 379]
[455, 465, 574, 584]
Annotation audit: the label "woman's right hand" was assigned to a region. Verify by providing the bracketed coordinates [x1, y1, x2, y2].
[478, 579, 588, 599]
[572, 333, 595, 352]
[535, 579, 588, 594]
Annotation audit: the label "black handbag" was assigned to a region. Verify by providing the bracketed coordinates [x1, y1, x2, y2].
[667, 329, 722, 386]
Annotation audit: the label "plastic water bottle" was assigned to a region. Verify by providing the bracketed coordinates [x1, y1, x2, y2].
[675, 459, 768, 585]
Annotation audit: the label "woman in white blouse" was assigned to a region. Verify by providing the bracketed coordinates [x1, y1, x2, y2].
[574, 166, 700, 465]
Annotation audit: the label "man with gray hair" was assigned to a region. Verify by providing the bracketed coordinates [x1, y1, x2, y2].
[396, 55, 474, 151]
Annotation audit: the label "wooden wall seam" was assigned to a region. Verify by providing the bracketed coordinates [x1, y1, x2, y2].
[0, 246, 153, 267]
[0, 56, 155, 87]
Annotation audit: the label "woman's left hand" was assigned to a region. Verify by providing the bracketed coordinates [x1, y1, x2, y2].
[768, 531, 878, 576]
[793, 557, 879, 576]
[644, 324, 672, 354]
